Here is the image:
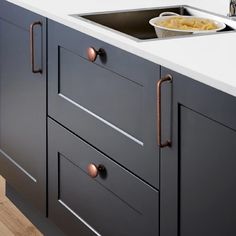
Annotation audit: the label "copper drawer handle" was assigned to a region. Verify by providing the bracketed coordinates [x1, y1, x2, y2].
[87, 163, 105, 178]
[157, 74, 173, 148]
[30, 21, 42, 74]
[87, 47, 103, 62]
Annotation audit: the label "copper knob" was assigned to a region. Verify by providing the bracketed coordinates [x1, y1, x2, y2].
[87, 47, 101, 62]
[87, 163, 105, 178]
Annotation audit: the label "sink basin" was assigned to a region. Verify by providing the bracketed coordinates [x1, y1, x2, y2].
[72, 5, 236, 41]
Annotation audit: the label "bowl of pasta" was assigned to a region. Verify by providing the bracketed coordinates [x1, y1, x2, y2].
[149, 12, 226, 38]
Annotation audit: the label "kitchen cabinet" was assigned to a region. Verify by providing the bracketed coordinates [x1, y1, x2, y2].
[48, 118, 159, 236]
[160, 68, 236, 236]
[1, 1, 236, 236]
[0, 0, 46, 213]
[48, 20, 160, 189]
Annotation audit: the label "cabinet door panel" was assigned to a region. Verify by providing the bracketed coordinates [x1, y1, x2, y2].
[180, 106, 236, 236]
[0, 1, 46, 213]
[48, 118, 159, 236]
[48, 20, 160, 188]
[160, 67, 236, 236]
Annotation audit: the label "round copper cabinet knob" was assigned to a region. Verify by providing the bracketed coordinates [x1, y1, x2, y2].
[87, 47, 101, 62]
[87, 163, 105, 178]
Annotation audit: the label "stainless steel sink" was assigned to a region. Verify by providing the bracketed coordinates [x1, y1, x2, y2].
[71, 5, 236, 41]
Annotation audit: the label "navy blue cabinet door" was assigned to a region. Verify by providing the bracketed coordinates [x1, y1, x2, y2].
[160, 67, 236, 236]
[0, 1, 46, 213]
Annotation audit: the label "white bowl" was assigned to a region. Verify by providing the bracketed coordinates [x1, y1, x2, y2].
[149, 15, 226, 38]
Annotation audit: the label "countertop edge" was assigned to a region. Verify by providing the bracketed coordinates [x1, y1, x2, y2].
[4, 0, 236, 98]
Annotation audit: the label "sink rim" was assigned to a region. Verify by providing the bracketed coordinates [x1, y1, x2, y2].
[70, 5, 236, 42]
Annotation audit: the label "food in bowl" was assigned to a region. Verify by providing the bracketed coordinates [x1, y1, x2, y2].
[155, 16, 218, 31]
[149, 14, 226, 38]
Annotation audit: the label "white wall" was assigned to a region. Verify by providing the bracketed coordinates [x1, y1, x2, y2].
[185, 0, 229, 16]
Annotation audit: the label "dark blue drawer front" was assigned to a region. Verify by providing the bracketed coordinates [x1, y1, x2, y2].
[48, 20, 160, 188]
[48, 118, 159, 236]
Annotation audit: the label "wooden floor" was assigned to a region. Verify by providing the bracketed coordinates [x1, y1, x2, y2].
[0, 176, 43, 236]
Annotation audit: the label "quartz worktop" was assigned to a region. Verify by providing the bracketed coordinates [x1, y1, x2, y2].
[5, 0, 236, 97]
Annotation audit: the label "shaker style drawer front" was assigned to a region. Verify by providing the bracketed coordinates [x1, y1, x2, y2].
[48, 118, 159, 236]
[48, 20, 160, 188]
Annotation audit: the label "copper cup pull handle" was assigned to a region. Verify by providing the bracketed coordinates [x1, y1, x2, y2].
[157, 74, 173, 148]
[30, 21, 42, 74]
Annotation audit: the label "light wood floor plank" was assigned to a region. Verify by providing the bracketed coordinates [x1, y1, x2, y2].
[0, 221, 15, 236]
[0, 176, 43, 236]
[0, 176, 5, 199]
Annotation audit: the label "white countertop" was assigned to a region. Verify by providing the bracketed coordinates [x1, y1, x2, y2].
[5, 0, 236, 97]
